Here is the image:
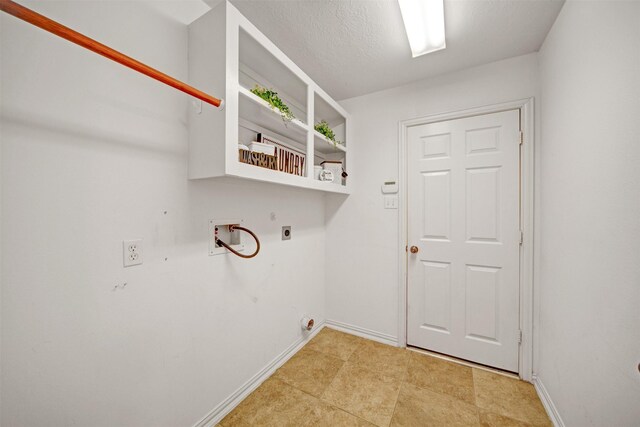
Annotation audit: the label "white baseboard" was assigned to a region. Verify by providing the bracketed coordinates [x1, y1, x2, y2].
[325, 319, 398, 347]
[192, 320, 326, 427]
[532, 374, 565, 427]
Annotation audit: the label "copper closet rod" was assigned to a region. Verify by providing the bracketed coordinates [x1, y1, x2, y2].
[0, 0, 224, 108]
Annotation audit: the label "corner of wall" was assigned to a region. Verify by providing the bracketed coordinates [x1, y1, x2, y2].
[532, 375, 565, 427]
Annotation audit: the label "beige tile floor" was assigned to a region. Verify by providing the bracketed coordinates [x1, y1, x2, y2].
[220, 328, 552, 427]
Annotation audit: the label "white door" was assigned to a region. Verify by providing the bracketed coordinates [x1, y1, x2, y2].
[406, 109, 521, 372]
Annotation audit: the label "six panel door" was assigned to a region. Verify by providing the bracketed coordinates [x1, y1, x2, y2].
[406, 109, 521, 372]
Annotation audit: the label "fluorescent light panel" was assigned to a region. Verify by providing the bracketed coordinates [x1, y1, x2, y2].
[398, 0, 446, 57]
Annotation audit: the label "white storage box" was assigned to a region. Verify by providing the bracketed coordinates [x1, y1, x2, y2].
[249, 141, 276, 156]
[321, 161, 343, 185]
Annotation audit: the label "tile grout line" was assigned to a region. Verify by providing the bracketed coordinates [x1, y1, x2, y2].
[223, 328, 548, 426]
[285, 379, 364, 422]
[387, 352, 412, 427]
[333, 341, 409, 426]
[289, 359, 379, 426]
[316, 340, 378, 425]
[288, 336, 379, 426]
[320, 336, 411, 426]
[405, 346, 541, 422]
[346, 340, 409, 426]
[278, 344, 347, 397]
[298, 329, 509, 425]
[407, 346, 519, 379]
[470, 365, 481, 423]
[403, 351, 481, 410]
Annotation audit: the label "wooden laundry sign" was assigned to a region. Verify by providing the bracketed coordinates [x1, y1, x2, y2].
[238, 149, 278, 170]
[275, 145, 305, 176]
[238, 133, 307, 177]
[259, 134, 306, 177]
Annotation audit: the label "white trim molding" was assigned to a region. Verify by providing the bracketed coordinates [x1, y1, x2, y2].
[533, 375, 565, 427]
[192, 320, 326, 427]
[325, 319, 398, 347]
[397, 98, 536, 381]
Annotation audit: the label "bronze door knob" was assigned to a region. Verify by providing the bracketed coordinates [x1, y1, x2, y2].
[410, 246, 419, 254]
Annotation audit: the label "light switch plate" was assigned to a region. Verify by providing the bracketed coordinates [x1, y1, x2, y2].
[384, 195, 398, 209]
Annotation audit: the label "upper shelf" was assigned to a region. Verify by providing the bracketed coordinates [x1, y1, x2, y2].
[238, 86, 308, 142]
[314, 130, 347, 154]
[239, 27, 307, 117]
[315, 92, 345, 128]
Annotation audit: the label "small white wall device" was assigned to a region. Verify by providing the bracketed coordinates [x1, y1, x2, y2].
[381, 180, 398, 194]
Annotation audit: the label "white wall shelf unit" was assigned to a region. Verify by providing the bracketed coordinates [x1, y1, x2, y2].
[188, 1, 351, 194]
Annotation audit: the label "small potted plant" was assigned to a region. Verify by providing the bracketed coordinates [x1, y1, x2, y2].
[250, 85, 296, 123]
[314, 120, 344, 148]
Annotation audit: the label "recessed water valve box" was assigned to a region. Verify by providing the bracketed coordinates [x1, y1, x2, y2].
[209, 219, 244, 256]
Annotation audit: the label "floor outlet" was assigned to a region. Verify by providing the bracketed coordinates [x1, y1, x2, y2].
[123, 239, 143, 267]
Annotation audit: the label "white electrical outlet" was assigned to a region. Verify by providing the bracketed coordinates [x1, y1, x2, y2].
[123, 239, 143, 267]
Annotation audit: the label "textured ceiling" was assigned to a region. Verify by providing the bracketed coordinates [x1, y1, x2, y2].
[224, 0, 564, 100]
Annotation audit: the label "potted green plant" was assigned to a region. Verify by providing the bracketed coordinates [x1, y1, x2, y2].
[314, 120, 344, 148]
[250, 85, 296, 123]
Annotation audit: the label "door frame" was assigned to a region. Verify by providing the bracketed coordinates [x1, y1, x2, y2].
[397, 98, 535, 381]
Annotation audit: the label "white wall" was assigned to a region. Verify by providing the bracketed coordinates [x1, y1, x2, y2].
[0, 2, 326, 426]
[536, 1, 640, 425]
[326, 54, 539, 339]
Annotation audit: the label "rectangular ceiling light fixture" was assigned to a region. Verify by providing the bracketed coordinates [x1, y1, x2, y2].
[398, 0, 446, 57]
